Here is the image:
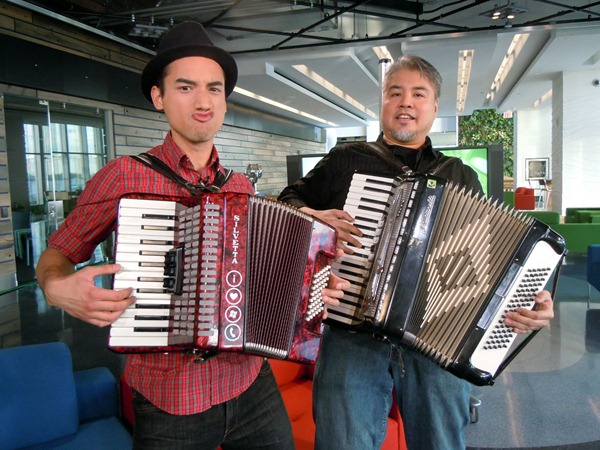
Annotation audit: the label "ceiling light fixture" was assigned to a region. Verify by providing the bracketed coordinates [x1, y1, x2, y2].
[481, 2, 527, 21]
[485, 33, 529, 104]
[233, 87, 339, 127]
[531, 89, 553, 109]
[372, 46, 393, 61]
[292, 65, 378, 119]
[456, 49, 474, 114]
[129, 23, 168, 38]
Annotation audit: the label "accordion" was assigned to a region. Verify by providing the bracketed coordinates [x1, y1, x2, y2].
[327, 172, 567, 385]
[109, 193, 337, 364]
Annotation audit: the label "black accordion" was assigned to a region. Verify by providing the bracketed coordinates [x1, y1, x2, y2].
[327, 172, 567, 385]
[110, 193, 337, 364]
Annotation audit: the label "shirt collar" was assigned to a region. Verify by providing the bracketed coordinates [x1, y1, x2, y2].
[154, 131, 221, 174]
[376, 133, 447, 174]
[377, 132, 431, 151]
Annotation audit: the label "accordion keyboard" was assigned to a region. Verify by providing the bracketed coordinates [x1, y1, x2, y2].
[328, 173, 398, 325]
[110, 198, 183, 348]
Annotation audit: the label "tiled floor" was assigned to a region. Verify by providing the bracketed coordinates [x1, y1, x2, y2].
[1, 255, 599, 449]
[465, 255, 600, 450]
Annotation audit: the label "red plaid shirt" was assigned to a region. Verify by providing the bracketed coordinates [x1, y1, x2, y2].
[48, 132, 263, 415]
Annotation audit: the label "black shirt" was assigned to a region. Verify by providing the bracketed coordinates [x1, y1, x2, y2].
[278, 134, 483, 210]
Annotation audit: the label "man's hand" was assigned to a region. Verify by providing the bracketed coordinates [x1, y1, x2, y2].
[37, 248, 135, 328]
[300, 207, 362, 254]
[504, 290, 554, 334]
[318, 249, 351, 319]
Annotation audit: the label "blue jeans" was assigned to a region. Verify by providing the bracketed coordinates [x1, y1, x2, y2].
[132, 359, 294, 450]
[313, 326, 471, 450]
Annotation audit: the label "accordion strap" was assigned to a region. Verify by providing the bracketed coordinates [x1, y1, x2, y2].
[364, 141, 459, 176]
[131, 153, 233, 195]
[364, 142, 412, 174]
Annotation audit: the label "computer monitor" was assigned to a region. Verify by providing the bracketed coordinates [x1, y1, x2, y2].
[525, 157, 550, 181]
[436, 145, 504, 201]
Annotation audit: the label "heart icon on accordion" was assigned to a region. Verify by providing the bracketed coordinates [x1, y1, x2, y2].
[226, 288, 242, 305]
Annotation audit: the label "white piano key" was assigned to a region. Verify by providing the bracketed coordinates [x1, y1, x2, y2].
[346, 208, 385, 222]
[113, 279, 167, 290]
[119, 198, 179, 212]
[352, 217, 382, 230]
[117, 225, 175, 239]
[115, 270, 172, 283]
[118, 216, 177, 227]
[338, 253, 371, 266]
[345, 197, 387, 209]
[347, 246, 372, 258]
[115, 261, 165, 273]
[111, 317, 170, 328]
[115, 253, 168, 263]
[116, 234, 175, 245]
[346, 190, 391, 202]
[119, 308, 171, 318]
[353, 172, 398, 183]
[333, 267, 371, 282]
[128, 292, 172, 302]
[326, 310, 361, 325]
[109, 328, 170, 337]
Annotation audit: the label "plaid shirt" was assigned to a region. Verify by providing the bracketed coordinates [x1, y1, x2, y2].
[48, 132, 262, 415]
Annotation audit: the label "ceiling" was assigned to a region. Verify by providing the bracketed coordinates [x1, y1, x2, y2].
[12, 0, 600, 128]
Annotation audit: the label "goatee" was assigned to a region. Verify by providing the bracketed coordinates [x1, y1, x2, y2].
[389, 129, 417, 143]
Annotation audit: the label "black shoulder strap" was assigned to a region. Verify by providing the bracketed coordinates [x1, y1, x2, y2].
[131, 153, 233, 195]
[364, 141, 459, 176]
[428, 155, 460, 176]
[364, 141, 412, 174]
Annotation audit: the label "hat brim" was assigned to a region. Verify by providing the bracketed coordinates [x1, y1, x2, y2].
[141, 44, 238, 103]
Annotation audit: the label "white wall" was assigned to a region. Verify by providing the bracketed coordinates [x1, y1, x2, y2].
[514, 107, 552, 189]
[513, 69, 600, 214]
[550, 70, 600, 214]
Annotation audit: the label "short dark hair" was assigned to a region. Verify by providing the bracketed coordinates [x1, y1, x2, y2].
[383, 55, 442, 100]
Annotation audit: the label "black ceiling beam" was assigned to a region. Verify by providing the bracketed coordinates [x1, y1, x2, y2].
[229, 16, 600, 55]
[208, 23, 344, 43]
[270, 0, 371, 49]
[526, 0, 600, 22]
[389, 0, 490, 37]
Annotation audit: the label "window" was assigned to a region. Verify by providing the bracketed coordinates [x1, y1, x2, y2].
[24, 122, 106, 205]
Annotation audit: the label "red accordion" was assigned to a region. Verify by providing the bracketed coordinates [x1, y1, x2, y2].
[110, 193, 337, 364]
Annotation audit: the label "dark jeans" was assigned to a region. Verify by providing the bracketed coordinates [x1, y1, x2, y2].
[132, 359, 294, 450]
[313, 326, 471, 450]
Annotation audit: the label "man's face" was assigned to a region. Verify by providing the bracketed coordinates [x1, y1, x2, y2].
[380, 68, 439, 149]
[150, 56, 227, 150]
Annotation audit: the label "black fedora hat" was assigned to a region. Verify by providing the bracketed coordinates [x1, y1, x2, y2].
[141, 21, 238, 102]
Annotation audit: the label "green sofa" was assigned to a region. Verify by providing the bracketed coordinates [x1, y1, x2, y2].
[522, 210, 600, 254]
[565, 207, 600, 223]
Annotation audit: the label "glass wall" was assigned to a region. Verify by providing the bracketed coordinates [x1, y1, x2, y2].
[4, 95, 109, 284]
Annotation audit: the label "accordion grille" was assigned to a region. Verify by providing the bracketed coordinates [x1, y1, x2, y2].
[409, 183, 532, 367]
[245, 197, 313, 354]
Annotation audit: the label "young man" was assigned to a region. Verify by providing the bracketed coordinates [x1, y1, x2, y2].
[278, 55, 555, 449]
[36, 22, 347, 449]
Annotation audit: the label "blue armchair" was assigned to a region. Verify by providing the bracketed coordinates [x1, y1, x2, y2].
[0, 342, 132, 449]
[587, 245, 600, 352]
